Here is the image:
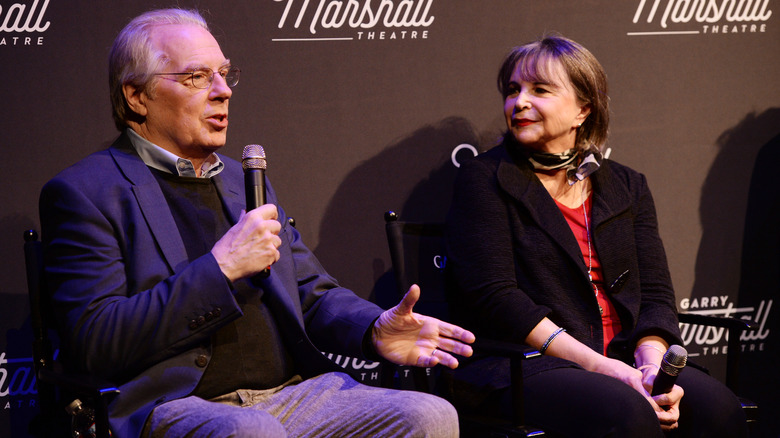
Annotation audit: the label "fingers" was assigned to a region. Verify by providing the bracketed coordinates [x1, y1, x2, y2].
[652, 385, 684, 409]
[397, 284, 421, 314]
[248, 203, 279, 221]
[656, 408, 680, 431]
[244, 205, 281, 231]
[414, 320, 475, 369]
[416, 349, 441, 368]
[437, 321, 476, 344]
[398, 285, 476, 346]
[646, 385, 682, 431]
[213, 206, 283, 281]
[434, 336, 474, 359]
[418, 347, 459, 369]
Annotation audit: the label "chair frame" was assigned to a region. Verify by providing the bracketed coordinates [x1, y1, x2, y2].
[24, 229, 119, 438]
[383, 211, 759, 435]
[384, 212, 544, 437]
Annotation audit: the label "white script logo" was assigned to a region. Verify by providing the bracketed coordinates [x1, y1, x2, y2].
[0, 0, 51, 46]
[679, 298, 772, 356]
[273, 0, 435, 41]
[630, 0, 772, 35]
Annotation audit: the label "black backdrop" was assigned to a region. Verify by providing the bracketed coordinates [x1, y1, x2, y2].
[1, 0, 779, 436]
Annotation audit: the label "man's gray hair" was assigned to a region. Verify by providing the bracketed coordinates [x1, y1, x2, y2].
[109, 8, 209, 131]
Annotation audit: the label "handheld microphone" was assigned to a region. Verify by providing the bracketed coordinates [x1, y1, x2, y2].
[651, 344, 687, 396]
[242, 144, 267, 209]
[242, 145, 270, 278]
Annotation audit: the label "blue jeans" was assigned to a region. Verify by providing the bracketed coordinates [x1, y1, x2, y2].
[141, 372, 458, 437]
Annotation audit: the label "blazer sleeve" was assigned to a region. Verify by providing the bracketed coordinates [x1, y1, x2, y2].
[445, 157, 551, 343]
[624, 171, 682, 346]
[277, 203, 384, 358]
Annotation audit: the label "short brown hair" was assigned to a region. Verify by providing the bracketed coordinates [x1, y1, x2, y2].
[497, 34, 609, 151]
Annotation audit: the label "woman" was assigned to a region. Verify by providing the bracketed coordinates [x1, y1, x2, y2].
[444, 35, 747, 437]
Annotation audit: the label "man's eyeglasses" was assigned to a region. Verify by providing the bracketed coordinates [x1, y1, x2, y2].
[154, 67, 240, 89]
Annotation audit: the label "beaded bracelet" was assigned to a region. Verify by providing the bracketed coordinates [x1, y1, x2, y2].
[540, 327, 566, 354]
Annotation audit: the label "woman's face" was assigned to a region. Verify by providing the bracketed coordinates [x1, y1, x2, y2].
[503, 59, 590, 154]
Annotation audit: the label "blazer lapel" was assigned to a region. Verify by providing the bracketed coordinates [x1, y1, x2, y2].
[212, 161, 244, 224]
[588, 161, 634, 294]
[212, 165, 307, 325]
[496, 148, 587, 275]
[109, 134, 189, 273]
[589, 161, 632, 231]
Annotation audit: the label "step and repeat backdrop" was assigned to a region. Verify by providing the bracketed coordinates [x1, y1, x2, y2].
[1, 0, 778, 436]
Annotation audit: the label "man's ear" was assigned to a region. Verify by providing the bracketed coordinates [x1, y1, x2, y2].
[123, 83, 148, 118]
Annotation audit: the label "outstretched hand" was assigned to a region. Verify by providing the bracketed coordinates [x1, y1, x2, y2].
[372, 284, 475, 369]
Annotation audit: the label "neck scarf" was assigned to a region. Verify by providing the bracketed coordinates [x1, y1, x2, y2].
[525, 148, 603, 185]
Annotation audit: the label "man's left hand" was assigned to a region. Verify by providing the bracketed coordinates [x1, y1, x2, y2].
[372, 284, 475, 369]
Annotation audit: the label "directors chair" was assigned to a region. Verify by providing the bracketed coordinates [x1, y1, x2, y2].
[383, 211, 759, 437]
[24, 229, 118, 438]
[384, 211, 544, 437]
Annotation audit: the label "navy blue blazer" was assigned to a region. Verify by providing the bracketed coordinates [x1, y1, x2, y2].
[40, 132, 384, 438]
[445, 143, 682, 376]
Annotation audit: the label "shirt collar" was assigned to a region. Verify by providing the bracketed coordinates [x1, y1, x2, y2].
[126, 128, 224, 178]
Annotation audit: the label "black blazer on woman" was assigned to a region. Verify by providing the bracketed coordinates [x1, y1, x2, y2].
[445, 142, 682, 376]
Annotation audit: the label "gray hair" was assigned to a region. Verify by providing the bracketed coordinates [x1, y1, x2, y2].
[497, 34, 610, 152]
[108, 8, 209, 131]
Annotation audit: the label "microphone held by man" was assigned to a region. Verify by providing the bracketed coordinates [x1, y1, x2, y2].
[242, 144, 267, 209]
[242, 144, 271, 278]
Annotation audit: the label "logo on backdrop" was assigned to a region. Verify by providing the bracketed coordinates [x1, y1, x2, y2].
[322, 351, 382, 384]
[1, 352, 39, 410]
[628, 0, 772, 35]
[272, 0, 435, 42]
[0, 0, 51, 47]
[451, 143, 477, 168]
[678, 296, 772, 358]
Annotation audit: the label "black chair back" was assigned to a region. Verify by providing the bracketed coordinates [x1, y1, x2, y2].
[385, 213, 451, 321]
[383, 213, 544, 437]
[23, 229, 118, 438]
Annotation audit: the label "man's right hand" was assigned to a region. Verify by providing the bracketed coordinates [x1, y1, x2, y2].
[211, 204, 282, 281]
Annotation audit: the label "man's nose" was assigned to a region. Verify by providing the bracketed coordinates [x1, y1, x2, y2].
[210, 74, 233, 99]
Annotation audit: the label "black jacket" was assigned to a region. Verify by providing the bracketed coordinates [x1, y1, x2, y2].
[445, 143, 682, 376]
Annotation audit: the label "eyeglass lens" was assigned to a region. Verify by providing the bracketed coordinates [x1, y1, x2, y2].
[192, 68, 240, 88]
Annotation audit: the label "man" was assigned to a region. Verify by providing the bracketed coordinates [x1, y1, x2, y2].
[40, 8, 474, 438]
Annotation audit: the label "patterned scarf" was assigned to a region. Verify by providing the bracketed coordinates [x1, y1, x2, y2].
[526, 148, 603, 185]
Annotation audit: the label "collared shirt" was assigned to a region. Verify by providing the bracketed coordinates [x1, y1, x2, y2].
[127, 128, 224, 178]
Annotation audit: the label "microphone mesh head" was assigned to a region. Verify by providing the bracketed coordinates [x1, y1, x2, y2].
[242, 144, 267, 170]
[660, 344, 687, 376]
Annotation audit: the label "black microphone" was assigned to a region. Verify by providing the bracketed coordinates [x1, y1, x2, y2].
[651, 344, 687, 396]
[242, 144, 270, 278]
[242, 144, 267, 209]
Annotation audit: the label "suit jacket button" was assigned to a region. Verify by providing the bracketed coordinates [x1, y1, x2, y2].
[189, 320, 198, 330]
[196, 355, 208, 367]
[196, 315, 206, 326]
